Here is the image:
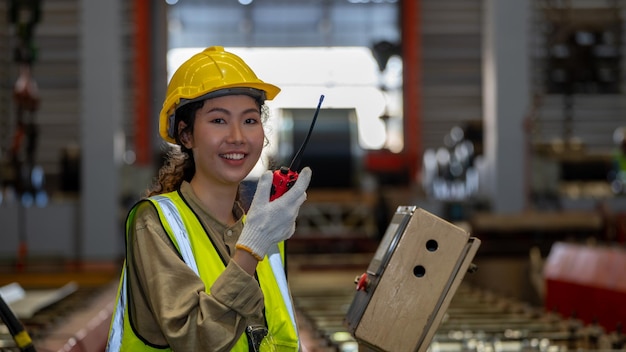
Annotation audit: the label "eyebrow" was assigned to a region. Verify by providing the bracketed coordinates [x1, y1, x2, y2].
[206, 107, 261, 115]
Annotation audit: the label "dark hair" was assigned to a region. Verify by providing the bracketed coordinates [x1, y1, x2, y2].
[144, 101, 203, 197]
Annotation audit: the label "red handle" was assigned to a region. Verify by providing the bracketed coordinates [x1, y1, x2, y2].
[270, 167, 299, 201]
[355, 273, 369, 292]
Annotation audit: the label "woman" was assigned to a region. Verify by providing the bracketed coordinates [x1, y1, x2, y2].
[106, 46, 312, 352]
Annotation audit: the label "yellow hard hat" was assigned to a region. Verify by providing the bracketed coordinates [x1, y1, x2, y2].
[159, 46, 281, 143]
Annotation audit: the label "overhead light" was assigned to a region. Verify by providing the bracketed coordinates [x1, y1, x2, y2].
[239, 0, 253, 5]
[348, 0, 398, 3]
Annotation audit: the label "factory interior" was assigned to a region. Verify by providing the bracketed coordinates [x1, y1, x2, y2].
[1, 0, 626, 351]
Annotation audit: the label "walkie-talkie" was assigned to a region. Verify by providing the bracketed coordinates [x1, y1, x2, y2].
[270, 94, 324, 201]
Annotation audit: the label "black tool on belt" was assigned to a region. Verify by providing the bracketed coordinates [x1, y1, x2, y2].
[246, 325, 269, 352]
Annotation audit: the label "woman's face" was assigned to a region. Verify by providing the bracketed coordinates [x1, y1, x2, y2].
[183, 94, 265, 188]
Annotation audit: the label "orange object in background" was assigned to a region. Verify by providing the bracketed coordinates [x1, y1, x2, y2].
[544, 242, 626, 333]
[364, 149, 413, 186]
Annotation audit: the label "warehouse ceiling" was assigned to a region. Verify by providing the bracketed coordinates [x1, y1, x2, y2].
[166, 0, 400, 49]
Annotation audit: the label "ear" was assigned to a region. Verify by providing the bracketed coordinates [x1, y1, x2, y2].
[178, 121, 193, 148]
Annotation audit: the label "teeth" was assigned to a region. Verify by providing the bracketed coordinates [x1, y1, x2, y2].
[222, 153, 245, 160]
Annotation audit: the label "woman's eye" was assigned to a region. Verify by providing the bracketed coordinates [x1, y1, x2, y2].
[211, 118, 226, 124]
[245, 118, 260, 124]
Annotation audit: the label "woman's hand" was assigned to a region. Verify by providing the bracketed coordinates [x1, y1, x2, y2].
[236, 167, 312, 261]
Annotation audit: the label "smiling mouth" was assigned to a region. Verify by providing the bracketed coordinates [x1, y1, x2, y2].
[221, 153, 245, 160]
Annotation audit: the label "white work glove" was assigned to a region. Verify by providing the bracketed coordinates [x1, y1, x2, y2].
[236, 167, 312, 260]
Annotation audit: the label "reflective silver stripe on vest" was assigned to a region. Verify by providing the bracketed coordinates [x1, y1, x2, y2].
[151, 195, 199, 275]
[106, 268, 126, 352]
[268, 246, 298, 340]
[106, 196, 199, 352]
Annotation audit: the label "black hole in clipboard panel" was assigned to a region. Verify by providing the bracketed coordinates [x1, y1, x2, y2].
[414, 240, 439, 278]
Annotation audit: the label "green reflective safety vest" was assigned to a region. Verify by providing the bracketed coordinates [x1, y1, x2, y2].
[106, 191, 299, 352]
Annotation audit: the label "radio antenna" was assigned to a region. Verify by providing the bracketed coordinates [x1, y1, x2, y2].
[289, 94, 324, 171]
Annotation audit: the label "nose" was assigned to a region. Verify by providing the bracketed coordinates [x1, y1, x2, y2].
[227, 123, 244, 144]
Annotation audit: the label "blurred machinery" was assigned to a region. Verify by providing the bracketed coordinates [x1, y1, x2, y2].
[420, 121, 485, 222]
[610, 127, 626, 195]
[421, 123, 482, 204]
[363, 40, 409, 187]
[2, 0, 43, 201]
[1, 0, 48, 274]
[529, 0, 623, 204]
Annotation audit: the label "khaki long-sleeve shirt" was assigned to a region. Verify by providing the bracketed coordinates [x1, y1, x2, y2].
[125, 181, 265, 351]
